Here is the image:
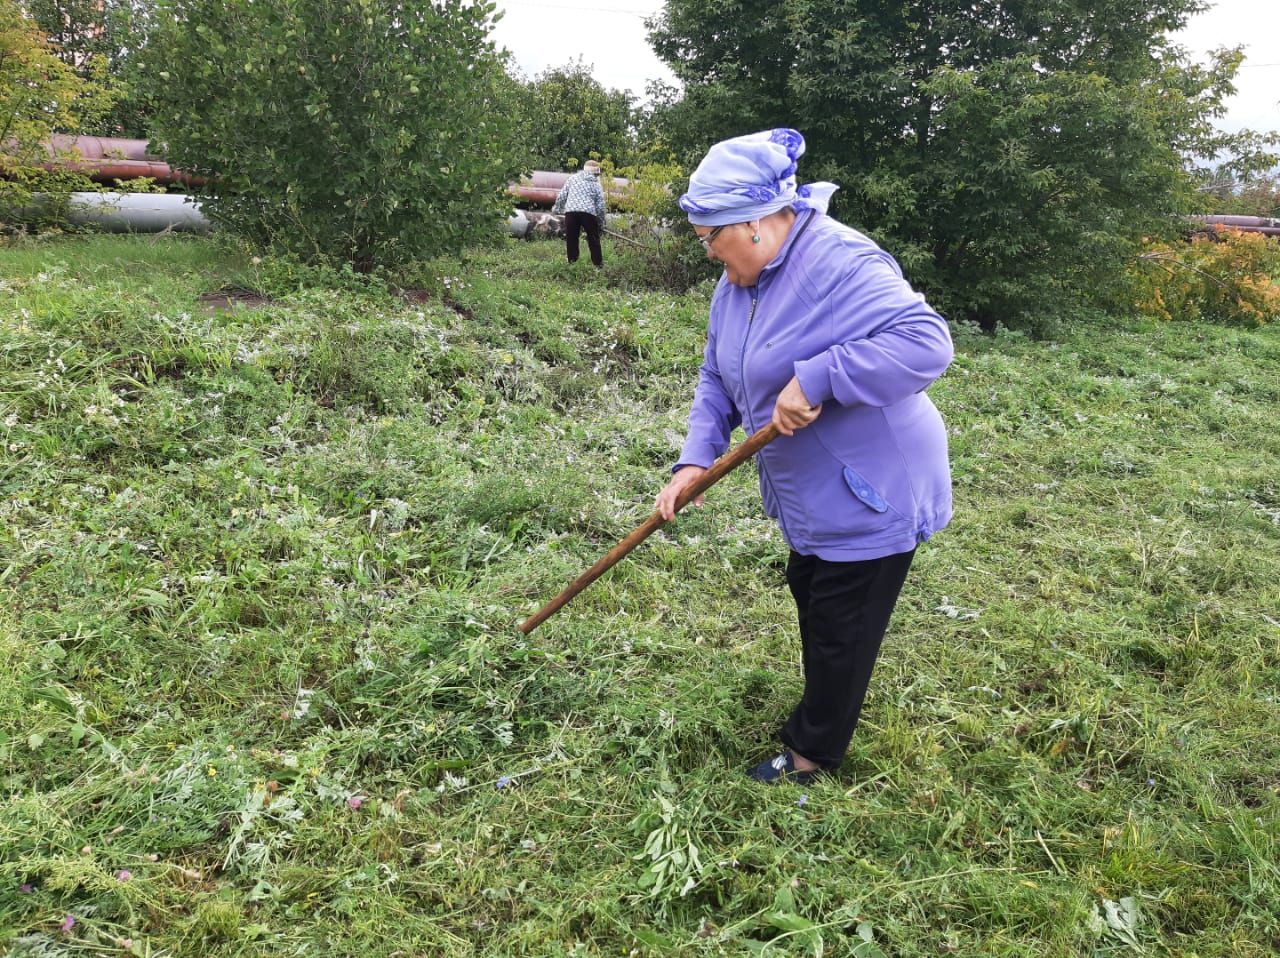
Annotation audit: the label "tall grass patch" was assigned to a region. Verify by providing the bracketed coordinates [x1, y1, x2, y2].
[1, 236, 1277, 956]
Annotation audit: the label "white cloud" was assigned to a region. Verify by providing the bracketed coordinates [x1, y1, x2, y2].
[490, 0, 1279, 133]
[1174, 0, 1280, 134]
[491, 0, 674, 100]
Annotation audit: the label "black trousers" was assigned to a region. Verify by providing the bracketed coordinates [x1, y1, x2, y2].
[564, 211, 603, 267]
[779, 548, 915, 768]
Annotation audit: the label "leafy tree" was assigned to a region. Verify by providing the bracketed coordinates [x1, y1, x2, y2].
[1, 0, 111, 227]
[145, 0, 522, 273]
[1192, 127, 1280, 217]
[22, 0, 159, 137]
[1200, 173, 1279, 218]
[649, 0, 1273, 331]
[521, 60, 637, 170]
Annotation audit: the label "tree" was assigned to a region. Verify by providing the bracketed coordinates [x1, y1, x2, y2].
[145, 0, 522, 273]
[649, 0, 1271, 331]
[22, 0, 160, 137]
[521, 60, 637, 170]
[2, 0, 111, 158]
[1, 0, 111, 226]
[1198, 169, 1280, 218]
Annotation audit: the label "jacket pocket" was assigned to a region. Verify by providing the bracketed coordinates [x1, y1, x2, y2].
[793, 460, 904, 545]
[842, 467, 889, 513]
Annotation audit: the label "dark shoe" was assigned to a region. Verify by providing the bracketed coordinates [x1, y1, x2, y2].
[746, 752, 820, 785]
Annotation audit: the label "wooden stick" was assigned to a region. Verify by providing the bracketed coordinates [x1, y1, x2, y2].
[519, 423, 780, 634]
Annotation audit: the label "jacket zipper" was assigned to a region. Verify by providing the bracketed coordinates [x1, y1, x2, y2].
[734, 210, 819, 548]
[739, 289, 794, 544]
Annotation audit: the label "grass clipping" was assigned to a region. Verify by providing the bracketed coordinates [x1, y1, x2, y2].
[0, 235, 1278, 956]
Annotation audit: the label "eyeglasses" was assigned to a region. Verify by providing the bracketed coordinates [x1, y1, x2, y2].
[697, 225, 727, 250]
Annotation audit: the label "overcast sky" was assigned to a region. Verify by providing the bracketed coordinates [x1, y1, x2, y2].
[490, 0, 1279, 135]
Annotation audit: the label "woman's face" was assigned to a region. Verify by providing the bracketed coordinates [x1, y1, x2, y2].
[694, 222, 769, 287]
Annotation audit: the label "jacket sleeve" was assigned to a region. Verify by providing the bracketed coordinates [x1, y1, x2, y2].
[792, 254, 953, 408]
[594, 182, 606, 224]
[551, 180, 569, 215]
[676, 298, 742, 470]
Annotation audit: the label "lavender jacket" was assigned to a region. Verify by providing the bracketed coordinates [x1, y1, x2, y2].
[676, 210, 954, 561]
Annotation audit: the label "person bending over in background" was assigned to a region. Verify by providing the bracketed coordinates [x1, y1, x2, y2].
[551, 159, 607, 268]
[655, 129, 954, 785]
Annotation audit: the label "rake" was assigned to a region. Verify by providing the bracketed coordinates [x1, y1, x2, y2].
[519, 423, 780, 634]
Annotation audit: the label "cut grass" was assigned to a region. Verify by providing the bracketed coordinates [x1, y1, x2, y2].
[1, 234, 1277, 956]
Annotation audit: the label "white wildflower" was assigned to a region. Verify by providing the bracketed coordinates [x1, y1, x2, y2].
[291, 687, 314, 720]
[435, 772, 468, 792]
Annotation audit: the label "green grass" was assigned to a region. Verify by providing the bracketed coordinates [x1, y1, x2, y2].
[1, 233, 1278, 957]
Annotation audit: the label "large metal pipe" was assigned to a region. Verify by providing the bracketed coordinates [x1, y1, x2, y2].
[35, 192, 542, 239]
[33, 137, 631, 236]
[44, 135, 205, 186]
[1194, 214, 1280, 228]
[1190, 214, 1280, 236]
[508, 170, 632, 209]
[30, 192, 213, 231]
[40, 136, 634, 210]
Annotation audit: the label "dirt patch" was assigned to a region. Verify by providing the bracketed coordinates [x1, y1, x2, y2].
[199, 286, 272, 311]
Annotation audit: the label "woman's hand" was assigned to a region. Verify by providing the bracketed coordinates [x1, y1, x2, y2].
[656, 465, 708, 521]
[772, 377, 822, 436]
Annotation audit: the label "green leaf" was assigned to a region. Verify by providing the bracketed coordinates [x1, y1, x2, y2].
[766, 911, 816, 934]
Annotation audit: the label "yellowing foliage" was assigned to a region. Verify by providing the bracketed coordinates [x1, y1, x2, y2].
[1132, 227, 1280, 328]
[1, 0, 114, 228]
[0, 0, 110, 165]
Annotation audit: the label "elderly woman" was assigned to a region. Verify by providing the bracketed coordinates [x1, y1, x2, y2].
[655, 129, 954, 785]
[551, 159, 608, 267]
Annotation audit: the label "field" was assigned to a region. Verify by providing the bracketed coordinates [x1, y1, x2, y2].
[1, 234, 1278, 956]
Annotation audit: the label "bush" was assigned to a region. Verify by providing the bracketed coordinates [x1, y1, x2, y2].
[1130, 228, 1280, 327]
[521, 60, 638, 170]
[145, 0, 522, 273]
[1216, 175, 1280, 219]
[24, 0, 159, 138]
[606, 161, 680, 220]
[600, 163, 721, 292]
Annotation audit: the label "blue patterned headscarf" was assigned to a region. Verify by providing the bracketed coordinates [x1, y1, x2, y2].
[678, 128, 838, 227]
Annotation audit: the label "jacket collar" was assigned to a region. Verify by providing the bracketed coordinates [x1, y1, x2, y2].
[757, 208, 819, 286]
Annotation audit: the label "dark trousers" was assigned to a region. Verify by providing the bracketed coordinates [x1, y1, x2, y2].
[780, 548, 915, 768]
[564, 211, 603, 267]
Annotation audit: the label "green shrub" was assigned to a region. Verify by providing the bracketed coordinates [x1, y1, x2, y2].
[521, 61, 638, 170]
[0, 167, 100, 234]
[602, 165, 720, 293]
[145, 0, 522, 273]
[24, 0, 159, 138]
[1130, 228, 1280, 327]
[1196, 172, 1280, 219]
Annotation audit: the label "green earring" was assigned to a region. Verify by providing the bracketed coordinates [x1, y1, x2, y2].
[752, 234, 761, 244]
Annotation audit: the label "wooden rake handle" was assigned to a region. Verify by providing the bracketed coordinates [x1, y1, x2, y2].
[518, 422, 781, 634]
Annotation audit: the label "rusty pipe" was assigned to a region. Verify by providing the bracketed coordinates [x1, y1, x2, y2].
[42, 135, 206, 186]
